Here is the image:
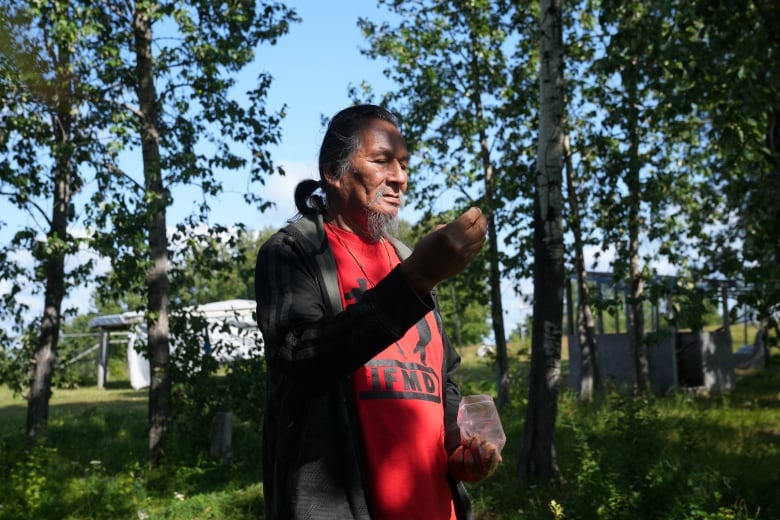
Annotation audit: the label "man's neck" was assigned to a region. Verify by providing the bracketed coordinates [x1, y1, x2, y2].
[326, 214, 373, 241]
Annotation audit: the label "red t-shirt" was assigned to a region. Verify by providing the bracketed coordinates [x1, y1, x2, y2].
[325, 224, 456, 520]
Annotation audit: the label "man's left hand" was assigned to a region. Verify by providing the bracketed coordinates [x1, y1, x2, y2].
[447, 435, 502, 483]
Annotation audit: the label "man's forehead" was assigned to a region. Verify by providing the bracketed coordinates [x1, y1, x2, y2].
[359, 120, 407, 152]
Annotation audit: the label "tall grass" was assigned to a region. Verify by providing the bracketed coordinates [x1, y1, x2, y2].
[460, 343, 780, 519]
[1, 348, 778, 519]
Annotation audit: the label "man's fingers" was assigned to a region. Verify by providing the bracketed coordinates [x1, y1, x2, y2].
[462, 446, 475, 471]
[402, 207, 488, 294]
[455, 207, 487, 234]
[461, 206, 483, 226]
[449, 436, 503, 482]
[473, 439, 501, 476]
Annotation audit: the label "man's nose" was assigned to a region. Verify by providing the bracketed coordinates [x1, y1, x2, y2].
[387, 161, 408, 188]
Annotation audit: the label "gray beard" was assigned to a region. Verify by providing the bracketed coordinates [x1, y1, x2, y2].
[366, 210, 399, 242]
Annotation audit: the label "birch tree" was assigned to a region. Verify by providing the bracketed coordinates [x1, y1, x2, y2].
[517, 0, 564, 481]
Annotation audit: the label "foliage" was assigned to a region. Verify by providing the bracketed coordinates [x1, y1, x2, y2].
[1, 0, 778, 501]
[563, 394, 722, 519]
[165, 318, 265, 465]
[0, 0, 105, 336]
[679, 0, 780, 342]
[0, 0, 298, 448]
[79, 1, 296, 460]
[82, 0, 299, 309]
[171, 226, 275, 307]
[580, 0, 716, 276]
[564, 0, 780, 351]
[459, 347, 780, 519]
[161, 225, 270, 465]
[356, 0, 536, 217]
[0, 0, 118, 437]
[3, 349, 778, 519]
[0, 323, 36, 396]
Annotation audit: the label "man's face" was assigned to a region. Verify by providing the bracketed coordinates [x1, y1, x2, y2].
[330, 118, 409, 238]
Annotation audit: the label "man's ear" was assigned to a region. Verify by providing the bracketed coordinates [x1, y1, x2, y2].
[323, 167, 341, 187]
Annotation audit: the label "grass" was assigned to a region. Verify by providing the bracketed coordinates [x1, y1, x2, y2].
[2, 344, 779, 519]
[459, 342, 780, 520]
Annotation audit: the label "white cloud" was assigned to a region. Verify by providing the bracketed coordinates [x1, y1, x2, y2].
[256, 160, 318, 228]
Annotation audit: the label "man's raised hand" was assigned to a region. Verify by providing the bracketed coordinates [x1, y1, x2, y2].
[399, 207, 487, 296]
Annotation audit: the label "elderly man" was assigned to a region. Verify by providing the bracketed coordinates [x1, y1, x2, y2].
[255, 104, 500, 520]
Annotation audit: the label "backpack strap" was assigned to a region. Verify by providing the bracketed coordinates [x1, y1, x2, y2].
[387, 236, 412, 260]
[287, 214, 343, 314]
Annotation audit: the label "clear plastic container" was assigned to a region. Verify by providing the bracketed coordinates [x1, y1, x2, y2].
[456, 394, 506, 453]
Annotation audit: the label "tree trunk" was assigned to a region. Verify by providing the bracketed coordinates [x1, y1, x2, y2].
[26, 34, 73, 442]
[624, 69, 649, 391]
[563, 133, 600, 400]
[768, 0, 780, 267]
[517, 0, 564, 482]
[133, 3, 171, 465]
[468, 39, 510, 408]
[763, 0, 780, 351]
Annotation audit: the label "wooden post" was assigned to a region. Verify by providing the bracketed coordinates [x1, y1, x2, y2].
[97, 330, 109, 388]
[652, 301, 659, 331]
[566, 277, 575, 336]
[597, 285, 605, 335]
[210, 411, 233, 463]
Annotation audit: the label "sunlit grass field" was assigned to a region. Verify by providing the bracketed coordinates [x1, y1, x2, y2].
[1, 339, 778, 519]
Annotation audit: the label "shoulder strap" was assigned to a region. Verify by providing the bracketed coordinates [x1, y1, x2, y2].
[449, 476, 474, 520]
[287, 214, 343, 315]
[387, 236, 412, 260]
